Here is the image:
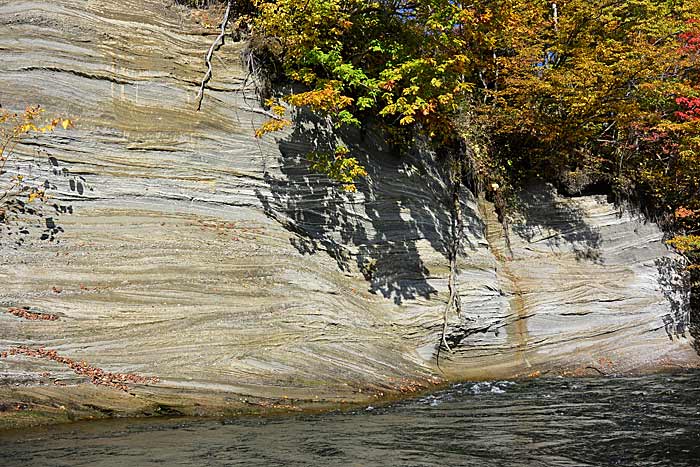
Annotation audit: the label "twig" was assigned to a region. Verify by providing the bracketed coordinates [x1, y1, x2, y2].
[584, 366, 607, 376]
[195, 0, 233, 111]
[240, 106, 288, 121]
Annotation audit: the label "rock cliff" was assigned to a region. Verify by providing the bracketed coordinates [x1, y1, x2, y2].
[0, 0, 697, 427]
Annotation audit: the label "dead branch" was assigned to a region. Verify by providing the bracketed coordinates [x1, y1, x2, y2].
[195, 0, 233, 111]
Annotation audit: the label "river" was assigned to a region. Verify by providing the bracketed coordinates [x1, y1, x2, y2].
[1, 371, 699, 466]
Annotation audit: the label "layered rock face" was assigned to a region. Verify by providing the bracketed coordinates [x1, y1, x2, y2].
[0, 0, 697, 426]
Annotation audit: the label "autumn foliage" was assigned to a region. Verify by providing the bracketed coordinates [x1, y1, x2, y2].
[197, 1, 700, 265]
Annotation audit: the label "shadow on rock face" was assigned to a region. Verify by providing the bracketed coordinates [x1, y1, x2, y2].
[691, 273, 700, 356]
[255, 111, 481, 305]
[512, 184, 603, 263]
[656, 256, 692, 344]
[0, 154, 77, 248]
[656, 256, 700, 357]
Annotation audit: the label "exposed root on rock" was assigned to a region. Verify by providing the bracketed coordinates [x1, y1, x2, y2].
[437, 154, 465, 370]
[195, 0, 233, 111]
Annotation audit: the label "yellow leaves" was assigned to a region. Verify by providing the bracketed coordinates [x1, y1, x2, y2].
[3, 107, 73, 142]
[249, 0, 488, 148]
[2, 107, 73, 156]
[254, 118, 292, 138]
[271, 105, 286, 117]
[23, 105, 44, 120]
[437, 94, 453, 105]
[27, 190, 46, 204]
[453, 82, 474, 94]
[49, 118, 73, 131]
[402, 86, 420, 96]
[289, 69, 318, 85]
[254, 98, 295, 138]
[18, 123, 39, 134]
[243, 0, 700, 245]
[666, 235, 700, 253]
[255, 85, 355, 139]
[263, 99, 287, 119]
[455, 8, 475, 24]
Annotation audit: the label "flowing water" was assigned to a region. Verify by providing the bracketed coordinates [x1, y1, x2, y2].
[1, 371, 699, 467]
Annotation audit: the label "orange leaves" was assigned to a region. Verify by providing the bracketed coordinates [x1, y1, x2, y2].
[246, 0, 699, 231]
[0, 346, 159, 392]
[380, 80, 397, 91]
[5, 307, 59, 321]
[285, 83, 353, 113]
[676, 207, 699, 220]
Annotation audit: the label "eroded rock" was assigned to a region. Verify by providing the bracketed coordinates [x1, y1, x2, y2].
[0, 0, 697, 428]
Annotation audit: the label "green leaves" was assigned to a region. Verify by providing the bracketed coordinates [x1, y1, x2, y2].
[307, 146, 368, 192]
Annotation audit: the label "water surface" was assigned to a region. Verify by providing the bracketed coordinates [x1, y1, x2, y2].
[1, 371, 699, 466]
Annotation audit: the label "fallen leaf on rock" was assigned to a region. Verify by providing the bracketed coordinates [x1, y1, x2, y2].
[5, 307, 59, 321]
[1, 346, 159, 392]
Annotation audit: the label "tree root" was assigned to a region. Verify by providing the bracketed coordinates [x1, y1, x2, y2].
[195, 0, 233, 111]
[437, 156, 465, 371]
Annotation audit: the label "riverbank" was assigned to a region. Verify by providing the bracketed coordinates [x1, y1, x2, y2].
[2, 370, 700, 467]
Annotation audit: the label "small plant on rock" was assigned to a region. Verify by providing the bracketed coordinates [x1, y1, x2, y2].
[0, 105, 72, 225]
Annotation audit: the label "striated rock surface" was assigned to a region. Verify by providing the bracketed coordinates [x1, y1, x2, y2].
[0, 0, 697, 428]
